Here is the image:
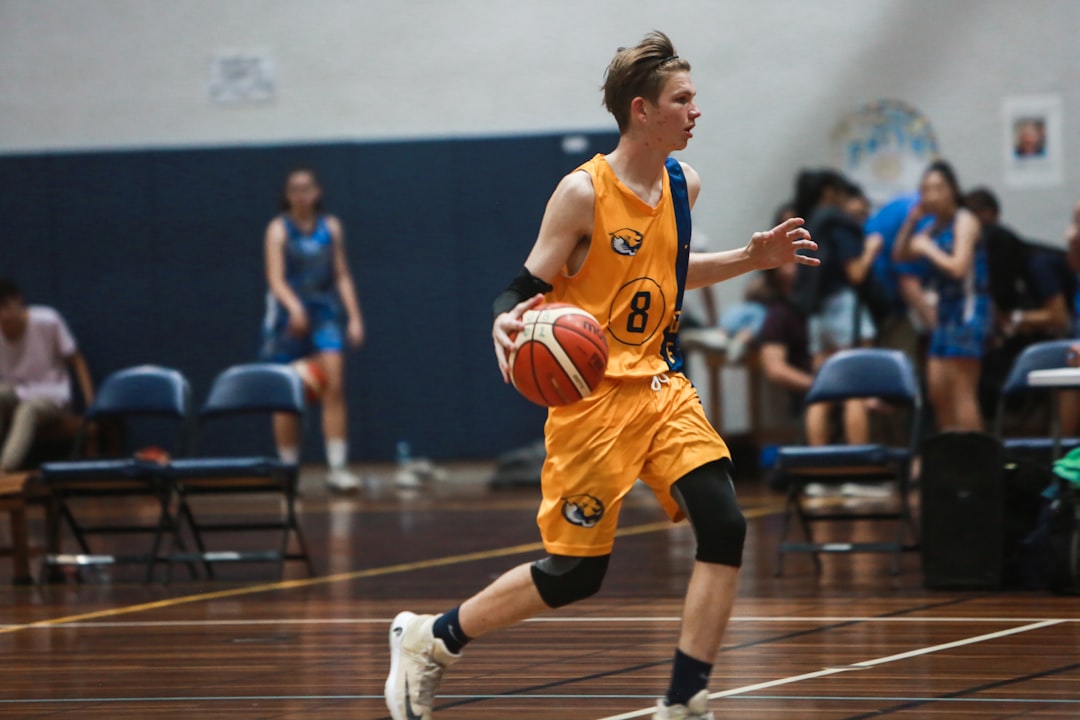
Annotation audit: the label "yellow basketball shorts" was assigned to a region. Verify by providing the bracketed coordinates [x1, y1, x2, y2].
[537, 372, 731, 556]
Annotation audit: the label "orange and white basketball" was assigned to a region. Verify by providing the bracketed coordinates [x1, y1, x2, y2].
[509, 303, 609, 407]
[290, 357, 328, 403]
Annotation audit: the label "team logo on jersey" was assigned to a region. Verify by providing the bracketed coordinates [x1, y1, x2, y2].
[561, 494, 605, 528]
[610, 228, 644, 256]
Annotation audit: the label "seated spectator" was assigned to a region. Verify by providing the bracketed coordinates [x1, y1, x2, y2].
[757, 263, 868, 447]
[759, 262, 895, 498]
[716, 275, 771, 364]
[758, 265, 812, 410]
[0, 278, 94, 474]
[683, 206, 796, 365]
[791, 170, 878, 443]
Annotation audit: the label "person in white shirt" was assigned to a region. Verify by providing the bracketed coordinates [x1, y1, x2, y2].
[0, 278, 94, 473]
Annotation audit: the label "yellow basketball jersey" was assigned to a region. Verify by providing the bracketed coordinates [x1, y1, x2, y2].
[548, 154, 690, 380]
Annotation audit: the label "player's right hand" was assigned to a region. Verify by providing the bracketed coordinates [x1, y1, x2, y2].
[287, 307, 310, 337]
[493, 293, 544, 383]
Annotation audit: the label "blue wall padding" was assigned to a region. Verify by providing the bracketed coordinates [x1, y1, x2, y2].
[1, 131, 619, 460]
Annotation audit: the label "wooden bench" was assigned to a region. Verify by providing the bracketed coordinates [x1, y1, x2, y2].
[0, 472, 35, 584]
[0, 471, 58, 584]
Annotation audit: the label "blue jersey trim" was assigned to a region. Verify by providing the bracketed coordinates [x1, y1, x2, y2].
[662, 157, 692, 372]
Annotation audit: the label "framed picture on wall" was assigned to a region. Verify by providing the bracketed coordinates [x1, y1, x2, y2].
[1003, 94, 1064, 188]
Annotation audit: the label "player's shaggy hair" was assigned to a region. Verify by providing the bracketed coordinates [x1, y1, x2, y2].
[601, 30, 691, 133]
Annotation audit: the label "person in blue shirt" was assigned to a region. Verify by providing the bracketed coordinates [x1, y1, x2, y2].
[260, 168, 365, 492]
[864, 192, 933, 365]
[895, 161, 991, 432]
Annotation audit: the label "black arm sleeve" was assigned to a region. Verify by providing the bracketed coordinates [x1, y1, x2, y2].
[492, 266, 553, 317]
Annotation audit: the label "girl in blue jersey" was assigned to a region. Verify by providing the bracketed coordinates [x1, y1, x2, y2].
[895, 161, 990, 432]
[260, 168, 365, 492]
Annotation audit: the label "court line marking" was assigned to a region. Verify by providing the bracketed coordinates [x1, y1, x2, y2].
[0, 502, 782, 637]
[426, 597, 974, 716]
[4, 615, 1077, 630]
[840, 658, 1080, 720]
[596, 619, 1066, 720]
[735, 695, 1080, 704]
[1, 693, 1078, 706]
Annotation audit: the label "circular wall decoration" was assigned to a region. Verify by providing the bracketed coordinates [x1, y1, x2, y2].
[832, 99, 940, 206]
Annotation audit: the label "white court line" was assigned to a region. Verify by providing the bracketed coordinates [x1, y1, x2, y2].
[2, 690, 1071, 708]
[1, 693, 1078, 707]
[596, 619, 1065, 720]
[3, 615, 1078, 630]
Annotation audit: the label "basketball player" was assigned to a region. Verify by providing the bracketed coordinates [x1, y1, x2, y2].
[386, 32, 817, 720]
[260, 168, 366, 492]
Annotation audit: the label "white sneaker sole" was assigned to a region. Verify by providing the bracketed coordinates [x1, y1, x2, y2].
[385, 611, 417, 720]
[326, 477, 362, 493]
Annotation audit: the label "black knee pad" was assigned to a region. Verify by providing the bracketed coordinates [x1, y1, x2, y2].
[530, 554, 610, 608]
[672, 459, 746, 567]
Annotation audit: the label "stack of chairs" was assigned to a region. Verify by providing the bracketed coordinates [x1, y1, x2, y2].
[770, 348, 922, 576]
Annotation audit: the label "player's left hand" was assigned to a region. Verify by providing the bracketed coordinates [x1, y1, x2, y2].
[746, 217, 818, 270]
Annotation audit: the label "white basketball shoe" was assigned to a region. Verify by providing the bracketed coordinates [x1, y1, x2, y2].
[653, 689, 715, 719]
[385, 611, 460, 720]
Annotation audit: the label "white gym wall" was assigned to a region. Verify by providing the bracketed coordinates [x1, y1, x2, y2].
[4, 0, 1076, 252]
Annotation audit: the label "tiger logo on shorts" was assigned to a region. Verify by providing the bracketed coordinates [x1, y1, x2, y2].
[562, 494, 605, 528]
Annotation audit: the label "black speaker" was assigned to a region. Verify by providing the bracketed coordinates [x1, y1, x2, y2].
[920, 431, 1005, 589]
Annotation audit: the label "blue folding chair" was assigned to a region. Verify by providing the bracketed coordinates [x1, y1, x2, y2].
[994, 339, 1080, 463]
[167, 363, 314, 579]
[38, 365, 191, 582]
[771, 348, 921, 576]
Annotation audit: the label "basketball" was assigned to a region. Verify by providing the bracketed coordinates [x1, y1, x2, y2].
[509, 303, 609, 407]
[290, 357, 328, 403]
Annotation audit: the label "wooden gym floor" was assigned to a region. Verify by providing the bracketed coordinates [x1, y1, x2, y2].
[0, 461, 1077, 719]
